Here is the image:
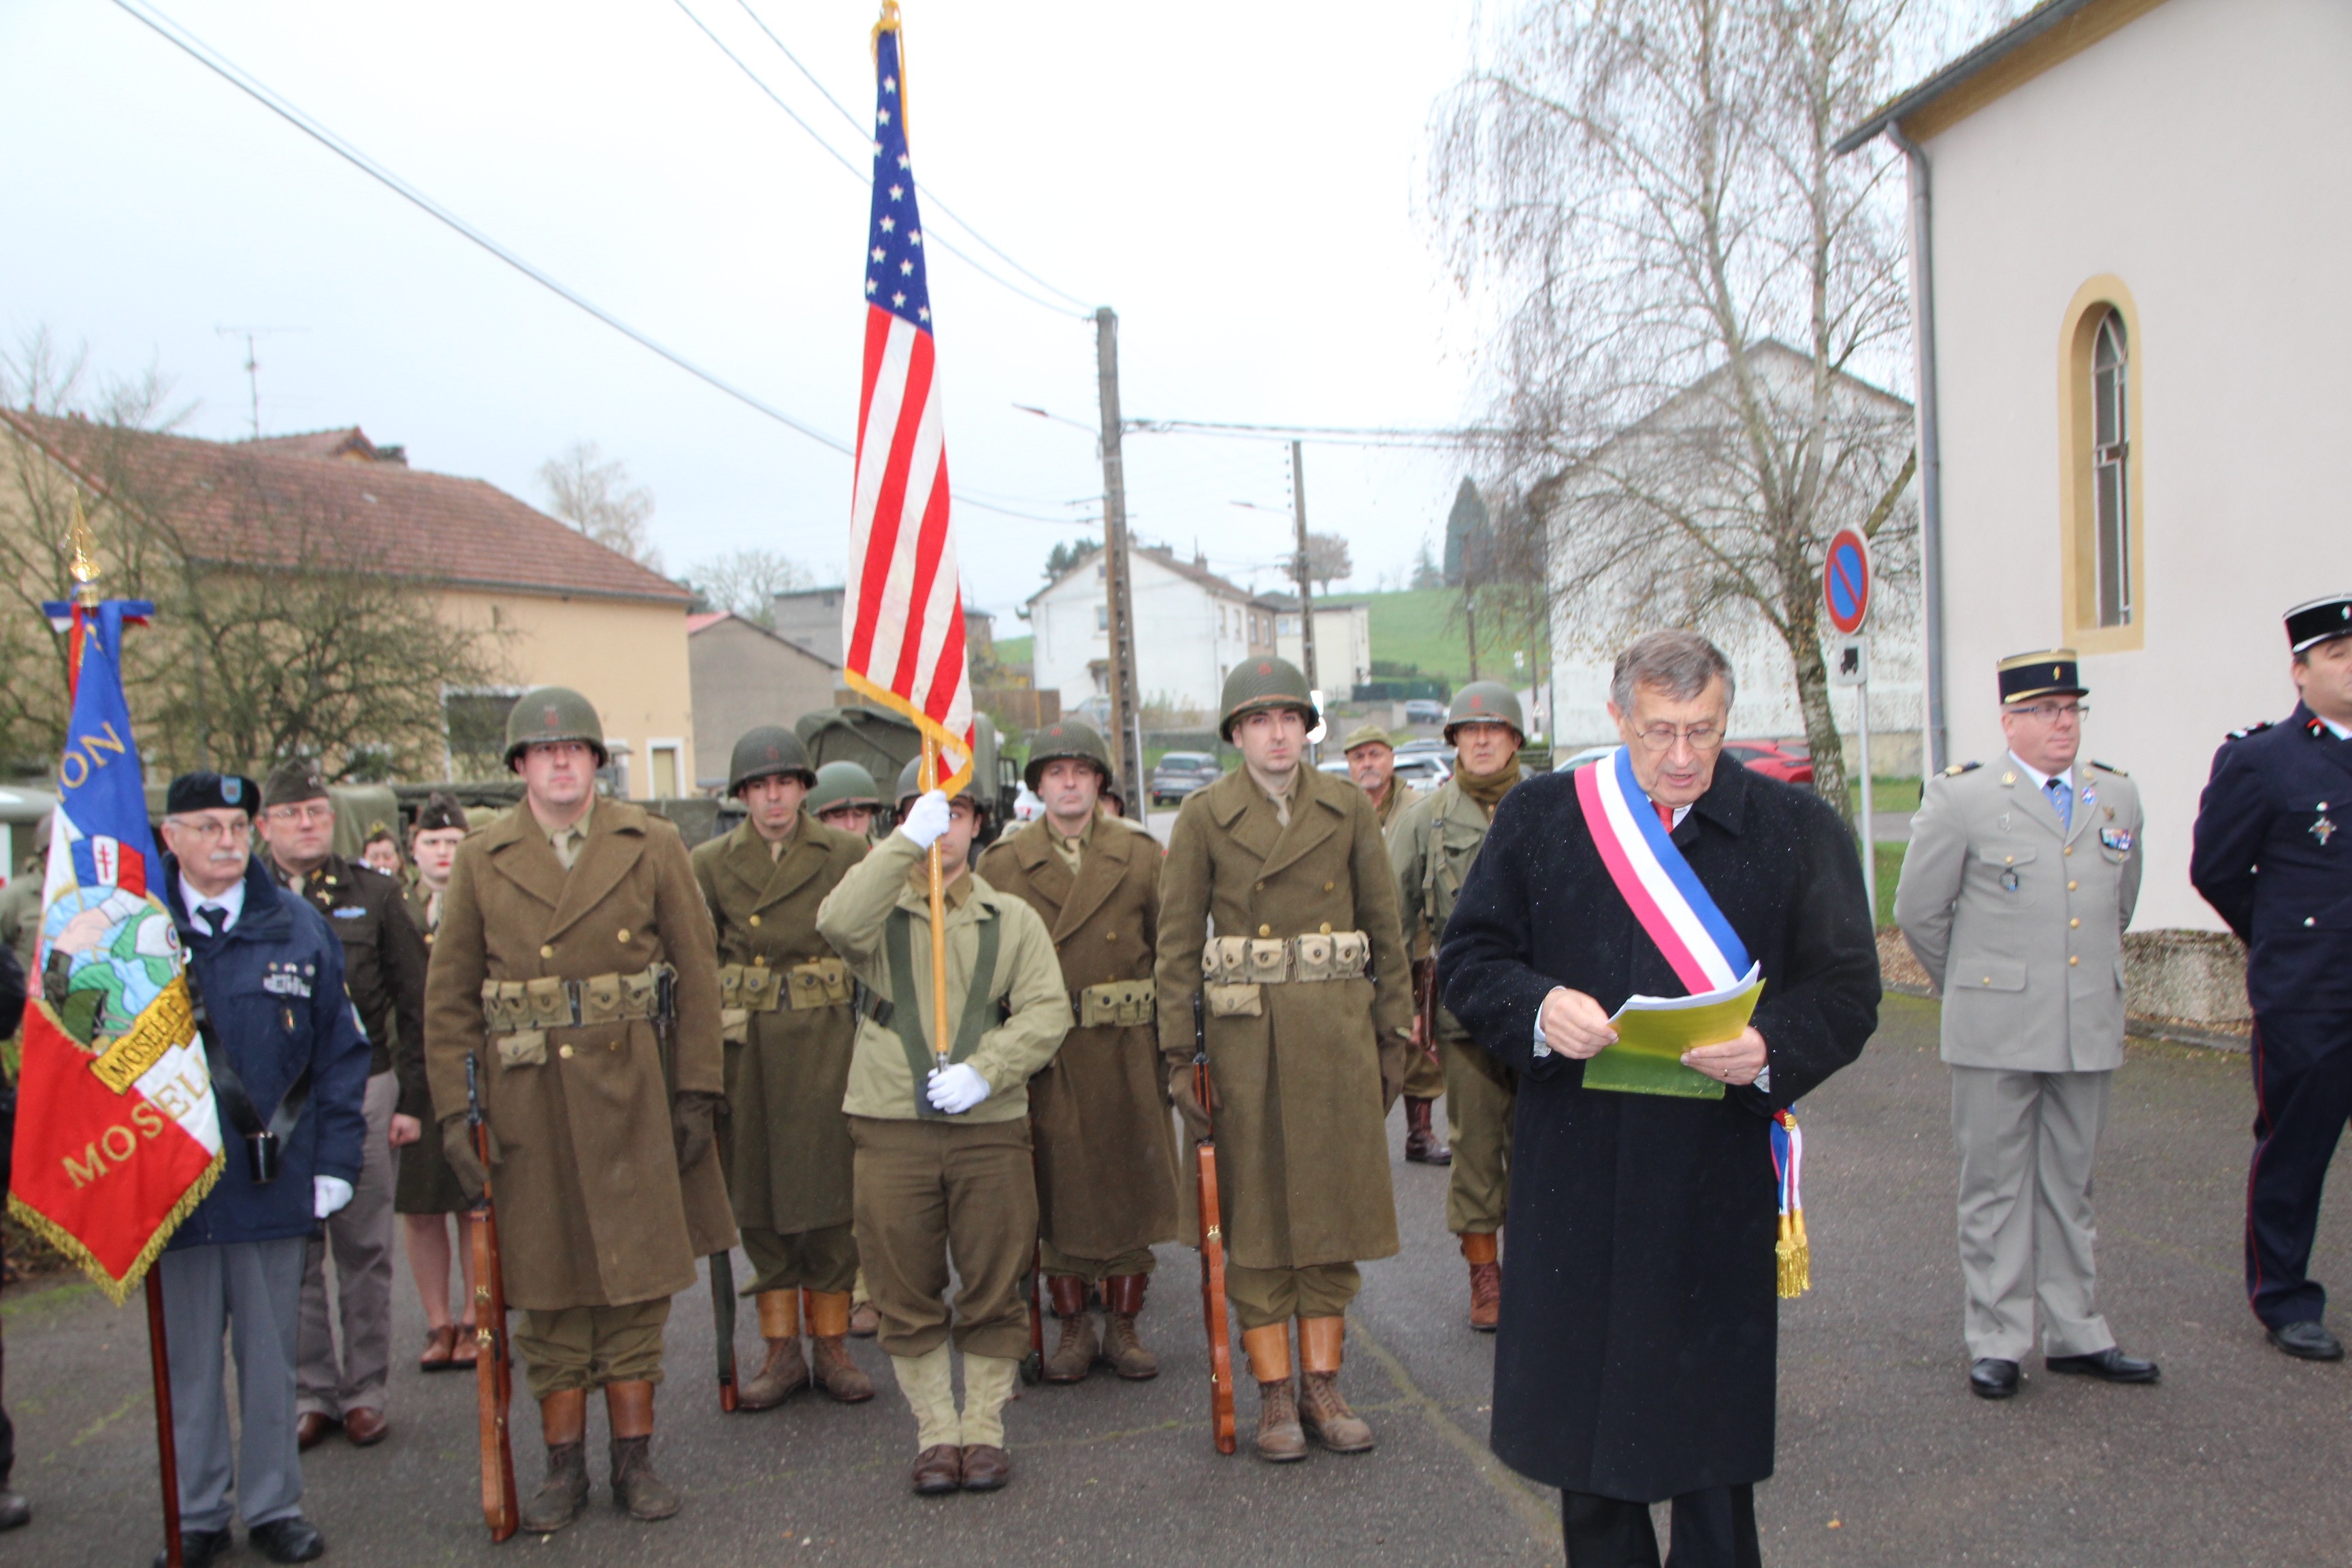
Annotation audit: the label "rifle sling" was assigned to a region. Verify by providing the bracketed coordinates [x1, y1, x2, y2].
[184, 966, 312, 1147]
[883, 904, 1002, 1121]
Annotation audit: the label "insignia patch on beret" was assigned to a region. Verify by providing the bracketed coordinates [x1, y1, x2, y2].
[222, 777, 242, 803]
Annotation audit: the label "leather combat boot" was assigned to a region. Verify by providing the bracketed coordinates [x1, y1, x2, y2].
[1461, 1232, 1502, 1333]
[1405, 1096, 1452, 1165]
[520, 1388, 590, 1533]
[1242, 1324, 1305, 1463]
[1296, 1316, 1374, 1453]
[605, 1382, 680, 1521]
[1043, 1275, 1098, 1383]
[806, 1290, 877, 1402]
[1100, 1274, 1158, 1379]
[736, 1289, 811, 1409]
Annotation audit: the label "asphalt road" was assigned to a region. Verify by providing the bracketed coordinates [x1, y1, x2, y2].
[7, 995, 2351, 1567]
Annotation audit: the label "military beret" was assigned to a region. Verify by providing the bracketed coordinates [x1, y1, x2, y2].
[167, 770, 259, 817]
[413, 791, 469, 834]
[260, 760, 330, 809]
[1341, 723, 1393, 754]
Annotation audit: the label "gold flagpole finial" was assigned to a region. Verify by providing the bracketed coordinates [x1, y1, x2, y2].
[66, 493, 103, 608]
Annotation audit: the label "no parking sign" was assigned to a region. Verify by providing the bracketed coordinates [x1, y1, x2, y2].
[1823, 528, 1871, 635]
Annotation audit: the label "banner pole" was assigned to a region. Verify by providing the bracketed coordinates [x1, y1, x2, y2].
[920, 735, 950, 1076]
[144, 1269, 184, 1568]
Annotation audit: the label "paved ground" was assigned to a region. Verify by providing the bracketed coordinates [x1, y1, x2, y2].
[8, 995, 2352, 1567]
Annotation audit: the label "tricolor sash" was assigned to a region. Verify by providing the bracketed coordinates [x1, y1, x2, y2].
[1573, 746, 1753, 996]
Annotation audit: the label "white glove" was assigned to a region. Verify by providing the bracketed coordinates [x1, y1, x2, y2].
[901, 789, 953, 849]
[925, 1062, 991, 1115]
[314, 1175, 355, 1219]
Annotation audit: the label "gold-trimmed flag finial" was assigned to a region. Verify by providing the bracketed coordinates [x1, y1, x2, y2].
[66, 493, 102, 608]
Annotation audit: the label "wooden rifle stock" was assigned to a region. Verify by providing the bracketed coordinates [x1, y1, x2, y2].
[466, 1054, 519, 1542]
[711, 1251, 740, 1411]
[1192, 991, 1236, 1455]
[1411, 956, 1441, 1071]
[1022, 1130, 1045, 1384]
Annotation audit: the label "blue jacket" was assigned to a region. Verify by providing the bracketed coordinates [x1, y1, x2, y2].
[164, 851, 372, 1250]
[2191, 702, 2352, 1016]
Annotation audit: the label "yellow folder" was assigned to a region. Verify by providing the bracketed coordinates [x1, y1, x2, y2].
[1579, 966, 1764, 1100]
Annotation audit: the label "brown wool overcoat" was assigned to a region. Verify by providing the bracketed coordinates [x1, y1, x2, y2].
[976, 815, 1179, 1260]
[423, 797, 736, 1311]
[690, 814, 868, 1237]
[1153, 765, 1414, 1271]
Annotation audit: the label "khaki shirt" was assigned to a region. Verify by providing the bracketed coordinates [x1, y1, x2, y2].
[816, 830, 1071, 1123]
[1386, 778, 1496, 1041]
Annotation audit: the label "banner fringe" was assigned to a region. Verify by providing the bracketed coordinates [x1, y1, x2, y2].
[7, 1149, 225, 1307]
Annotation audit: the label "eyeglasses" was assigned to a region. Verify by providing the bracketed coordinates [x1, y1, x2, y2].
[265, 801, 336, 824]
[1632, 722, 1725, 753]
[2010, 702, 2089, 721]
[167, 815, 253, 843]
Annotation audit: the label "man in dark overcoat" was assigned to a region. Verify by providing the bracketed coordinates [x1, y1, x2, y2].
[1441, 631, 1880, 1568]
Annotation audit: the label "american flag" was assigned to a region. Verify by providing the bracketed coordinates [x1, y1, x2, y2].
[841, 10, 973, 789]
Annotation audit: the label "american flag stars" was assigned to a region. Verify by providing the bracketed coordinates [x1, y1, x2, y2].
[863, 57, 932, 331]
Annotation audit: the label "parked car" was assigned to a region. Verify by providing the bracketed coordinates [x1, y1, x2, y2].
[1149, 751, 1222, 806]
[1394, 737, 1453, 758]
[1554, 745, 1617, 774]
[1403, 698, 1448, 725]
[1724, 739, 1815, 785]
[1392, 753, 1452, 791]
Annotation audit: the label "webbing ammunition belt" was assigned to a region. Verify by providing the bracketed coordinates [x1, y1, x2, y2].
[480, 964, 675, 1068]
[1200, 932, 1369, 1019]
[1075, 979, 1156, 1030]
[718, 958, 853, 1015]
[882, 907, 1004, 1120]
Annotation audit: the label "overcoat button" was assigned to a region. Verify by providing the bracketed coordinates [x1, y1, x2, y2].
[2069, 956, 2079, 966]
[2070, 917, 2080, 929]
[1323, 882, 1334, 892]
[1105, 932, 1117, 941]
[539, 945, 555, 959]
[749, 915, 762, 927]
[2068, 881, 2077, 891]
[1320, 922, 1332, 934]
[617, 928, 631, 943]
[559, 1044, 574, 1059]
[1258, 924, 1271, 937]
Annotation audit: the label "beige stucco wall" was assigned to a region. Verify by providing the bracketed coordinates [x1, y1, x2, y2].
[688, 617, 842, 790]
[438, 587, 693, 800]
[1918, 0, 2352, 930]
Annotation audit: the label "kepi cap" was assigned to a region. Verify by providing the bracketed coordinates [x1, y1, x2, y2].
[1997, 649, 2087, 706]
[2286, 593, 2352, 655]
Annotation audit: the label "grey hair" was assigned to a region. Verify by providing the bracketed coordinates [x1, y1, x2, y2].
[1611, 630, 1735, 713]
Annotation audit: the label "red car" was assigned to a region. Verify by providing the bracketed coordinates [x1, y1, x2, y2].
[1724, 738, 1814, 785]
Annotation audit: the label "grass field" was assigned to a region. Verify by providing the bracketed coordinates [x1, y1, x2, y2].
[992, 634, 1032, 666]
[1321, 589, 1541, 687]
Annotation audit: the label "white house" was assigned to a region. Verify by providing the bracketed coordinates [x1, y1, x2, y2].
[1024, 545, 1277, 717]
[1269, 598, 1374, 698]
[1838, 0, 2352, 935]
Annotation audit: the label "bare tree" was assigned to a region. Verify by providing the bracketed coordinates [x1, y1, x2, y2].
[539, 441, 659, 570]
[1302, 532, 1354, 594]
[689, 547, 813, 627]
[1432, 0, 1922, 817]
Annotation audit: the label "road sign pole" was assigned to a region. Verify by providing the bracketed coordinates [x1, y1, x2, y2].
[1857, 651, 1875, 920]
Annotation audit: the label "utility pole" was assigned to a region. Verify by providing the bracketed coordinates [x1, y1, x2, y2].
[1094, 308, 1145, 800]
[1289, 439, 1319, 706]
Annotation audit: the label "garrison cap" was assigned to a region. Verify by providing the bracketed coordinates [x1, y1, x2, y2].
[167, 770, 259, 817]
[1022, 718, 1112, 791]
[1341, 722, 1394, 755]
[412, 791, 469, 834]
[2286, 593, 2352, 655]
[808, 761, 881, 817]
[504, 685, 608, 770]
[1218, 655, 1317, 740]
[727, 725, 816, 796]
[260, 760, 330, 811]
[1996, 649, 2087, 706]
[1445, 682, 1526, 741]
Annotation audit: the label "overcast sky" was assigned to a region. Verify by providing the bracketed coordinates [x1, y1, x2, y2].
[0, 0, 1505, 626]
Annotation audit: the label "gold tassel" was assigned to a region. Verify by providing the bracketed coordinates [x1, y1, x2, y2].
[1776, 1209, 1811, 1298]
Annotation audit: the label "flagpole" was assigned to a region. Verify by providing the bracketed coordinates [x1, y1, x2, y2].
[919, 735, 951, 1077]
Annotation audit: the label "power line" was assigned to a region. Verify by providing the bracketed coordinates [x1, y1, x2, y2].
[732, 0, 1096, 313]
[671, 0, 1090, 322]
[1127, 414, 1506, 450]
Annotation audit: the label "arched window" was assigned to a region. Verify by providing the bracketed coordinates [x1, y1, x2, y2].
[2058, 277, 2144, 651]
[2091, 311, 2130, 626]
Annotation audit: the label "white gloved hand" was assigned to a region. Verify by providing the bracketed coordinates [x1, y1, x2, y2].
[900, 789, 953, 849]
[313, 1175, 355, 1220]
[924, 1062, 991, 1115]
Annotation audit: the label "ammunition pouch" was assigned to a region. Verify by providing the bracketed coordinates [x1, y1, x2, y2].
[1198, 929, 1369, 1019]
[785, 956, 853, 1012]
[1077, 979, 1156, 1030]
[480, 963, 677, 1064]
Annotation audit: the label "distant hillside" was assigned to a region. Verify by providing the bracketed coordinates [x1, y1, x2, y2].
[992, 634, 1033, 666]
[1322, 589, 1542, 689]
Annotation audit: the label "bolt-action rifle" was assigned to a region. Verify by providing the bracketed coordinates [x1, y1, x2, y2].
[466, 1054, 518, 1541]
[1192, 990, 1236, 1455]
[1411, 956, 1441, 1073]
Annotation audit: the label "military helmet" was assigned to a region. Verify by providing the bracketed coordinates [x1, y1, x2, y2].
[727, 725, 815, 796]
[1218, 655, 1317, 741]
[503, 686, 607, 770]
[808, 760, 881, 818]
[894, 755, 977, 813]
[1444, 681, 1525, 743]
[1022, 718, 1112, 791]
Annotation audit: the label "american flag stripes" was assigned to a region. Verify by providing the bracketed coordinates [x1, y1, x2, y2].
[842, 7, 974, 790]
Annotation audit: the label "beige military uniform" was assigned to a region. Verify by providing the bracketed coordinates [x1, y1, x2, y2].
[1371, 780, 1444, 1102]
[1389, 778, 1516, 1236]
[1896, 755, 2144, 1361]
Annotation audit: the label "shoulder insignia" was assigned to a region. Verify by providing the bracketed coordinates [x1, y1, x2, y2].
[2089, 760, 2128, 777]
[2227, 721, 2274, 741]
[1940, 762, 1980, 777]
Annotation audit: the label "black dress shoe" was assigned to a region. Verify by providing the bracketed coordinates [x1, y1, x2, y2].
[1968, 1358, 2019, 1399]
[0, 1488, 27, 1530]
[152, 1529, 232, 1568]
[2045, 1346, 2159, 1384]
[2268, 1320, 2346, 1361]
[249, 1516, 327, 1564]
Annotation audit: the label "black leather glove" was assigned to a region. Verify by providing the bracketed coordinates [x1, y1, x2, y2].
[672, 1091, 724, 1171]
[441, 1115, 493, 1204]
[1169, 1065, 1214, 1145]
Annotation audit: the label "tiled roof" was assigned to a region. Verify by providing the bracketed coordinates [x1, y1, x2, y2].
[1, 409, 688, 606]
[1025, 541, 1259, 607]
[685, 611, 730, 634]
[242, 427, 398, 463]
